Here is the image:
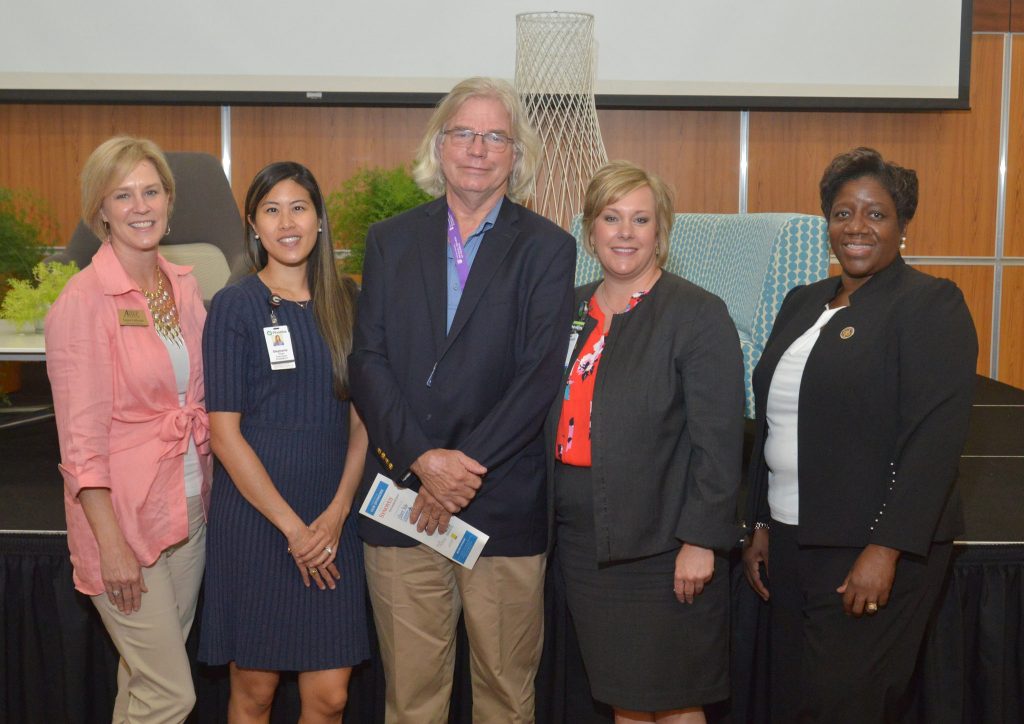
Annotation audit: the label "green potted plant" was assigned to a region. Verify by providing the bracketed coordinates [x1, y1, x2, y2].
[0, 187, 59, 394]
[2, 260, 78, 331]
[0, 187, 55, 294]
[326, 166, 432, 277]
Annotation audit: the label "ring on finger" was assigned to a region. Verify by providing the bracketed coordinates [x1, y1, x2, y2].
[323, 545, 332, 556]
[309, 567, 320, 576]
[865, 601, 879, 614]
[111, 590, 122, 597]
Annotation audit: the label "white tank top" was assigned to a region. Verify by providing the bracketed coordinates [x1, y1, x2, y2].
[160, 334, 203, 497]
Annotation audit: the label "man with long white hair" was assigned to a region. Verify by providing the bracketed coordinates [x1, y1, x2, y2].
[350, 77, 576, 722]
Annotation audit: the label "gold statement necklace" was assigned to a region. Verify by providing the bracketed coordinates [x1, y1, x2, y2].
[143, 272, 183, 346]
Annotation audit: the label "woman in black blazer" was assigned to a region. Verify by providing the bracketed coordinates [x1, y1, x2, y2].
[550, 161, 744, 722]
[741, 147, 978, 723]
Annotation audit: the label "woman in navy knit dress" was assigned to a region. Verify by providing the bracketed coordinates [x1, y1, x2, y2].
[200, 162, 369, 723]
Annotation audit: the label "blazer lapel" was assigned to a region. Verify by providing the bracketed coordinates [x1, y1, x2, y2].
[563, 283, 600, 383]
[759, 280, 841, 383]
[546, 286, 599, 442]
[416, 200, 449, 355]
[440, 200, 518, 356]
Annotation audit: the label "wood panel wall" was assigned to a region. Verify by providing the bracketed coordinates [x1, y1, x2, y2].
[596, 110, 740, 213]
[0, 26, 1020, 387]
[0, 105, 221, 241]
[1007, 35, 1024, 258]
[1003, 36, 1024, 387]
[1001, 267, 1024, 384]
[229, 106, 434, 214]
[975, 0, 1014, 31]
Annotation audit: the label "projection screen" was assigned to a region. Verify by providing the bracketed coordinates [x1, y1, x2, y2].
[0, 0, 972, 110]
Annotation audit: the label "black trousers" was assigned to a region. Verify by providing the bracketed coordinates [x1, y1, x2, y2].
[767, 520, 952, 723]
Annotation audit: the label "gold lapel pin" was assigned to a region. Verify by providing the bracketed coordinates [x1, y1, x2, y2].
[840, 326, 855, 340]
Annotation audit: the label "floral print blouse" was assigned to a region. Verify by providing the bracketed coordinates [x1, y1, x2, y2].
[555, 290, 648, 466]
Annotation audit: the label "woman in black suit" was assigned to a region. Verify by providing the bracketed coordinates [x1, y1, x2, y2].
[741, 147, 978, 722]
[550, 161, 744, 723]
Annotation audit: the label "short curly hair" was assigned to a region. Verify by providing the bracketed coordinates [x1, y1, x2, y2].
[819, 147, 918, 227]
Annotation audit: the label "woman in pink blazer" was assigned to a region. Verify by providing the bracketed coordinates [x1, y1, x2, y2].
[45, 136, 211, 724]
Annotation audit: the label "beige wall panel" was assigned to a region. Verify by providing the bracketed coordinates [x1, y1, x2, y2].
[998, 266, 1024, 388]
[596, 109, 740, 213]
[0, 104, 221, 243]
[913, 264, 994, 375]
[747, 35, 1004, 259]
[229, 106, 434, 211]
[1004, 36, 1024, 257]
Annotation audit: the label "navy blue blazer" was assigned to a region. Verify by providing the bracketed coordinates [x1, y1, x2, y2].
[349, 196, 576, 556]
[745, 258, 977, 556]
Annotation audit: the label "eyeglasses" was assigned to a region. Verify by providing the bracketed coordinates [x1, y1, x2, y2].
[441, 128, 514, 152]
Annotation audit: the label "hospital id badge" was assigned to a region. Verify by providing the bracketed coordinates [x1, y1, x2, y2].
[564, 319, 585, 369]
[263, 325, 296, 370]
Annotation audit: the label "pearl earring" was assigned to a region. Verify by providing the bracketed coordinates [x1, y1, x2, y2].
[900, 235, 907, 250]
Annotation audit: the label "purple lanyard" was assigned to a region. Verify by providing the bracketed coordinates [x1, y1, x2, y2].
[447, 208, 470, 289]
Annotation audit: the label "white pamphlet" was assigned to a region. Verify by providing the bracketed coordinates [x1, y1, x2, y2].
[359, 473, 489, 569]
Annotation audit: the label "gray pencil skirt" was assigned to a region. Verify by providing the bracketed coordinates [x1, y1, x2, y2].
[554, 462, 730, 712]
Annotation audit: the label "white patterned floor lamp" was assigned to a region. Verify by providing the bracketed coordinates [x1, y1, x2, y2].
[515, 11, 609, 229]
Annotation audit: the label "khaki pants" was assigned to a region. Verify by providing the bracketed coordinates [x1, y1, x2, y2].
[92, 495, 205, 724]
[364, 543, 545, 724]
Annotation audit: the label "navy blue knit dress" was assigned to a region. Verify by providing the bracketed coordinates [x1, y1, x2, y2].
[198, 274, 369, 670]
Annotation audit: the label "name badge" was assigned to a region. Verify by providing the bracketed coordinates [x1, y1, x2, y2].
[263, 325, 296, 370]
[118, 308, 149, 326]
[564, 319, 585, 369]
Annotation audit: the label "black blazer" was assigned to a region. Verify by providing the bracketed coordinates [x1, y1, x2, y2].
[745, 258, 977, 557]
[349, 196, 576, 556]
[547, 272, 745, 563]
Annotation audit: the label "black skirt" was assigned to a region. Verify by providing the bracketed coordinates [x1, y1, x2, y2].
[554, 462, 730, 712]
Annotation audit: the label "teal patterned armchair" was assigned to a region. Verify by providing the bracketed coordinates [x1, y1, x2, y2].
[570, 213, 831, 417]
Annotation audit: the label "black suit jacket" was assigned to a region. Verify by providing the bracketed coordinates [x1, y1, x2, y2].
[546, 273, 745, 562]
[745, 258, 977, 556]
[349, 196, 576, 556]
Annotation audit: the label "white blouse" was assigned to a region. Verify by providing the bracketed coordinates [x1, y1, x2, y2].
[764, 305, 845, 524]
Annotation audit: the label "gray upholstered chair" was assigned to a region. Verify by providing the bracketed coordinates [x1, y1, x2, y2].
[49, 151, 248, 303]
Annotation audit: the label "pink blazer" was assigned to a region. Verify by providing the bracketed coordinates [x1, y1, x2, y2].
[45, 242, 211, 595]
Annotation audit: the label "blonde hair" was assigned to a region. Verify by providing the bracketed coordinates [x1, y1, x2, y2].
[581, 160, 674, 267]
[80, 136, 175, 240]
[412, 77, 541, 203]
